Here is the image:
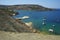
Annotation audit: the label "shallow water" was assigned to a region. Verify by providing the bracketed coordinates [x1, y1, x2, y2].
[13, 10, 60, 34]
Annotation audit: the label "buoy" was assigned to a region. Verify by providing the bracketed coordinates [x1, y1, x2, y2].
[42, 22, 46, 25]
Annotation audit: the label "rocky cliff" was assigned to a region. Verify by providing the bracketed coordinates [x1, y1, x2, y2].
[0, 9, 35, 33]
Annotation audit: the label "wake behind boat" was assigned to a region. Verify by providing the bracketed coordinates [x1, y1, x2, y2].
[15, 16, 29, 20]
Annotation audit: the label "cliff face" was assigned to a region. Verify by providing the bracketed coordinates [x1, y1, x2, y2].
[0, 4, 53, 11]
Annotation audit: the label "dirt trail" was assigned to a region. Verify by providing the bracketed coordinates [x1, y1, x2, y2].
[0, 31, 60, 40]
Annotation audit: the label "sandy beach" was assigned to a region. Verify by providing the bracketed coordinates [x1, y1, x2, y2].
[0, 31, 60, 40]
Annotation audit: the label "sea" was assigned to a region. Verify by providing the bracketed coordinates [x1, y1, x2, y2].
[13, 9, 60, 35]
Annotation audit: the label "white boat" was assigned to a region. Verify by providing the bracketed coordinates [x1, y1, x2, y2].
[48, 29, 54, 32]
[15, 16, 29, 20]
[22, 16, 29, 19]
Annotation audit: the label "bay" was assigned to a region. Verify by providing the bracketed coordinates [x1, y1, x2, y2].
[13, 10, 60, 35]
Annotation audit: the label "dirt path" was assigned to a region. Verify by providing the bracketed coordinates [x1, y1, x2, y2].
[0, 31, 60, 40]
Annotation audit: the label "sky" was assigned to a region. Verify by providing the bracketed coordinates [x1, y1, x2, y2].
[0, 0, 60, 8]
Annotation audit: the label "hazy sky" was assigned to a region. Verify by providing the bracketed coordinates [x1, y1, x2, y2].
[0, 0, 60, 8]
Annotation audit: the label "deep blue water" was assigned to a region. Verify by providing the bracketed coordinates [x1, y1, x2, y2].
[13, 10, 60, 35]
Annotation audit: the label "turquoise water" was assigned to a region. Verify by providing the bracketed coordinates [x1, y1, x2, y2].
[13, 10, 60, 35]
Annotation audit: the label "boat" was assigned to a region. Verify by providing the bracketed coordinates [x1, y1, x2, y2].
[15, 16, 29, 20]
[48, 29, 54, 32]
[22, 16, 29, 19]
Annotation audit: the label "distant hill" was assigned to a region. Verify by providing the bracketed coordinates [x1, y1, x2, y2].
[0, 4, 54, 11]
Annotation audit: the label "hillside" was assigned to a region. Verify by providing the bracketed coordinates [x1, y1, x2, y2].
[0, 9, 36, 33]
[0, 4, 53, 11]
